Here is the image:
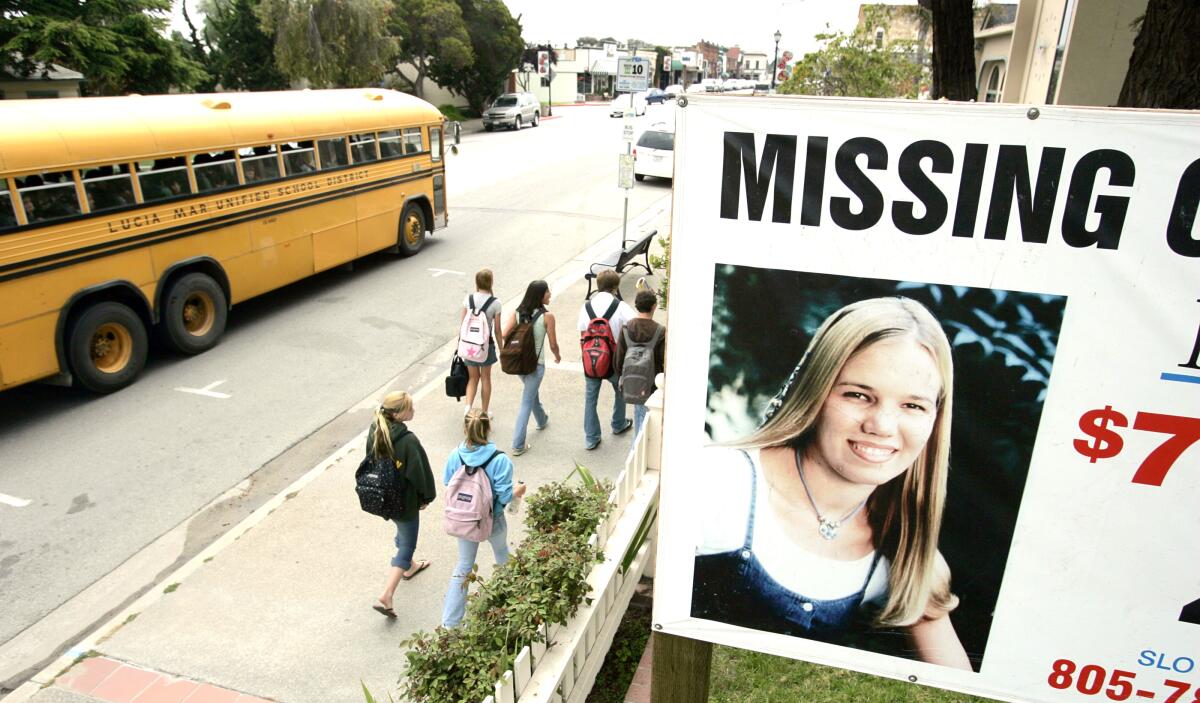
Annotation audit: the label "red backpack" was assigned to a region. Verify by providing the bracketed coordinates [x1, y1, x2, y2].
[581, 299, 620, 379]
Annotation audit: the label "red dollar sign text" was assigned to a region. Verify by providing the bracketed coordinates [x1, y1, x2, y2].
[1074, 405, 1128, 463]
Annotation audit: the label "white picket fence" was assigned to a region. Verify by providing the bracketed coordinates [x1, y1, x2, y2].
[479, 392, 663, 703]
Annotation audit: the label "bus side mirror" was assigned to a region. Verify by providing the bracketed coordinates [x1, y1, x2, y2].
[453, 121, 462, 145]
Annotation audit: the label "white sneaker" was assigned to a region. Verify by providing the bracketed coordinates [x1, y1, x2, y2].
[512, 444, 531, 456]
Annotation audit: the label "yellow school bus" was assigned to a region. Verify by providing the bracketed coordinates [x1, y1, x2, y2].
[0, 89, 450, 393]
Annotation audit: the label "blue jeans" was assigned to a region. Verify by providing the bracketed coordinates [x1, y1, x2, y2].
[584, 375, 627, 447]
[512, 363, 548, 450]
[442, 510, 509, 627]
[632, 404, 649, 446]
[390, 517, 419, 570]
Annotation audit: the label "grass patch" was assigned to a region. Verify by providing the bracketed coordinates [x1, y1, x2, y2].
[586, 603, 652, 703]
[710, 646, 997, 703]
[162, 583, 180, 594]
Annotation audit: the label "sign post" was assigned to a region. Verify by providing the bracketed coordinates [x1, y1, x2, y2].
[618, 105, 637, 240]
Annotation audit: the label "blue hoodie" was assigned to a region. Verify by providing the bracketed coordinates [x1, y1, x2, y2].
[443, 441, 514, 509]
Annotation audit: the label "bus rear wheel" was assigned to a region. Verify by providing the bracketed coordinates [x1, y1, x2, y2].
[161, 273, 228, 355]
[68, 301, 148, 393]
[398, 203, 426, 257]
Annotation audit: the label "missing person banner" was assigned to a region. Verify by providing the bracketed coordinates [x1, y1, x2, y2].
[653, 94, 1199, 702]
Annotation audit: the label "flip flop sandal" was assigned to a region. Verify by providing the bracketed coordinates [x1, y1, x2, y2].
[372, 602, 397, 618]
[402, 560, 431, 580]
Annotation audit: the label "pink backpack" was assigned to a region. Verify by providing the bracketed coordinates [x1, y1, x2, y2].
[457, 295, 496, 363]
[444, 451, 500, 542]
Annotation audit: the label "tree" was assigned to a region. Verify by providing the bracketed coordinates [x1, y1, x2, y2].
[917, 0, 975, 100]
[1118, 0, 1200, 108]
[257, 0, 395, 88]
[429, 0, 522, 113]
[516, 43, 554, 91]
[197, 0, 288, 91]
[0, 0, 207, 95]
[779, 6, 925, 99]
[388, 0, 472, 99]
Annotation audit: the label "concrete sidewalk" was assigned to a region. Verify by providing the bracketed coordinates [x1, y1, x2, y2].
[9, 211, 671, 703]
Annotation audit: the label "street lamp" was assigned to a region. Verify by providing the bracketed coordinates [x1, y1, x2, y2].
[771, 29, 782, 92]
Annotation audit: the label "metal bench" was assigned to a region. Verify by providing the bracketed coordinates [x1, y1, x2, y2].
[584, 229, 656, 298]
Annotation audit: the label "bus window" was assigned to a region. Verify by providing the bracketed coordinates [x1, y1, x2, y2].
[318, 137, 349, 169]
[192, 150, 238, 193]
[349, 133, 379, 164]
[430, 127, 442, 161]
[402, 128, 423, 154]
[281, 141, 316, 175]
[378, 129, 402, 158]
[82, 164, 135, 212]
[138, 158, 191, 202]
[239, 145, 280, 184]
[0, 179, 16, 228]
[17, 171, 81, 224]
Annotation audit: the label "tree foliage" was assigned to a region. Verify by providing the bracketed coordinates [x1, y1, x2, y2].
[195, 0, 288, 91]
[430, 0, 522, 113]
[0, 0, 207, 95]
[779, 5, 924, 99]
[389, 0, 471, 98]
[257, 0, 395, 88]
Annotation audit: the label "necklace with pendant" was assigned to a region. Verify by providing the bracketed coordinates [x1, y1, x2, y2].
[794, 447, 868, 540]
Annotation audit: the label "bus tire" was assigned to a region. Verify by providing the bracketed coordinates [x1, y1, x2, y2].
[398, 203, 426, 257]
[161, 273, 228, 355]
[68, 301, 148, 394]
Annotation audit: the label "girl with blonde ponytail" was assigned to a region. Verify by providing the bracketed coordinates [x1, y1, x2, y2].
[691, 297, 970, 669]
[366, 391, 437, 618]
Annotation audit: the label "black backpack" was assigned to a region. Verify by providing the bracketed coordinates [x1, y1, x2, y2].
[445, 354, 469, 400]
[355, 431, 408, 519]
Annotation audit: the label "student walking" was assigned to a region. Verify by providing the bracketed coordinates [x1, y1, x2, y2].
[578, 270, 636, 450]
[615, 289, 666, 442]
[460, 268, 502, 415]
[502, 280, 561, 455]
[441, 409, 527, 627]
[366, 391, 436, 618]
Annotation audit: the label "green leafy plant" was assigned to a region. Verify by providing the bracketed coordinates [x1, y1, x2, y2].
[400, 467, 613, 703]
[648, 234, 670, 306]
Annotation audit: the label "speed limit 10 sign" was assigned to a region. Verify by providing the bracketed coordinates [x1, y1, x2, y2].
[616, 57, 651, 92]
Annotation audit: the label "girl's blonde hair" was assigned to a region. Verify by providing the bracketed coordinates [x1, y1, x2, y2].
[463, 408, 491, 447]
[372, 391, 413, 457]
[743, 296, 957, 626]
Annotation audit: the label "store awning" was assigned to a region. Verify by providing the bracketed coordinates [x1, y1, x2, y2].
[671, 60, 683, 71]
[588, 59, 618, 76]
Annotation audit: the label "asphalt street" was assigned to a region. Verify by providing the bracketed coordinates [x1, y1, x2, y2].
[0, 101, 676, 691]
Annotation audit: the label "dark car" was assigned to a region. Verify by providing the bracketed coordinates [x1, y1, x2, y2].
[645, 88, 668, 105]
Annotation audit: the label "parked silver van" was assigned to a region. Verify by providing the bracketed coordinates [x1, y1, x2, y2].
[482, 92, 541, 131]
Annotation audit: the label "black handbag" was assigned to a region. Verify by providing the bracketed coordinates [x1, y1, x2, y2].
[445, 354, 469, 400]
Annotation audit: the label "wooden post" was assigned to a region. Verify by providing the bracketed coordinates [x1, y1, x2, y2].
[650, 633, 712, 703]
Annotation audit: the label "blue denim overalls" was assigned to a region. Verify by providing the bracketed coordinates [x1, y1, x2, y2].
[691, 450, 881, 642]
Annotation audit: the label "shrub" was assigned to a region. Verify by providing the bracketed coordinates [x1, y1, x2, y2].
[400, 469, 613, 703]
[438, 104, 474, 121]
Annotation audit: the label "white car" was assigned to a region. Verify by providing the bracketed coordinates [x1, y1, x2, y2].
[664, 84, 683, 99]
[609, 92, 647, 117]
[685, 83, 706, 94]
[633, 127, 674, 181]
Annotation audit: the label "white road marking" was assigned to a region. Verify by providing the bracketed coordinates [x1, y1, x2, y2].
[174, 380, 231, 399]
[0, 493, 32, 507]
[428, 267, 464, 278]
